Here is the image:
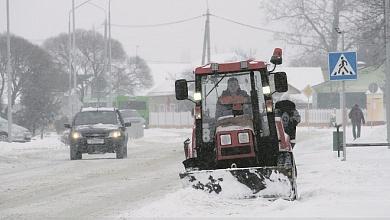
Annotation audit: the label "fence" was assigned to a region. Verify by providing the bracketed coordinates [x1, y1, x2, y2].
[297, 108, 369, 127]
[149, 109, 374, 128]
[149, 111, 193, 128]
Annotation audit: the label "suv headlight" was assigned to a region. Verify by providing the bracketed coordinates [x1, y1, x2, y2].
[71, 131, 82, 139]
[109, 130, 122, 138]
[238, 132, 250, 144]
[220, 134, 231, 146]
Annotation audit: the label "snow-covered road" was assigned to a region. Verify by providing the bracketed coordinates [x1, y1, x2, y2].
[0, 129, 188, 219]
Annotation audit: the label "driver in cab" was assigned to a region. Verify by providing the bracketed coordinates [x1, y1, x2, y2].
[215, 77, 251, 118]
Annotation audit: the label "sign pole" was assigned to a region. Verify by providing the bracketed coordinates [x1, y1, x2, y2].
[342, 80, 346, 161]
[328, 51, 358, 161]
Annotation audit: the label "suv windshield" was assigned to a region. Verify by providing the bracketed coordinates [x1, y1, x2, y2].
[74, 111, 119, 126]
[120, 110, 140, 118]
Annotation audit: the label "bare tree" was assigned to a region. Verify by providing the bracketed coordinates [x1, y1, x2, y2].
[112, 56, 154, 95]
[353, 0, 385, 67]
[263, 0, 361, 69]
[43, 29, 127, 102]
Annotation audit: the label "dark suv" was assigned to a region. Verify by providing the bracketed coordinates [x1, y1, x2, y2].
[64, 107, 131, 160]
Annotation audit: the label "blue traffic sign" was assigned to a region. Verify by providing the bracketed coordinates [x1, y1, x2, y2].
[328, 52, 357, 81]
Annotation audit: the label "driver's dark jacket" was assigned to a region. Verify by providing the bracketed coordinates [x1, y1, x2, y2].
[215, 89, 250, 118]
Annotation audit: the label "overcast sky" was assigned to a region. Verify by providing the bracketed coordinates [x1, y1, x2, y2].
[0, 0, 286, 64]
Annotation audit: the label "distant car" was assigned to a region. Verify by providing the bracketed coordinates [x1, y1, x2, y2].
[0, 117, 32, 142]
[120, 109, 145, 139]
[64, 107, 131, 160]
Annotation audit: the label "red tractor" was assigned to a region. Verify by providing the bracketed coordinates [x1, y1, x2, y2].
[175, 48, 298, 200]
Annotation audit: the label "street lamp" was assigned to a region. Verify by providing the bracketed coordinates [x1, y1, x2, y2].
[87, 2, 109, 107]
[68, 0, 111, 118]
[335, 27, 345, 51]
[68, 0, 93, 121]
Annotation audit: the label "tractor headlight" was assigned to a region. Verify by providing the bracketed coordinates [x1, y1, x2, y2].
[220, 134, 232, 146]
[71, 131, 82, 139]
[238, 132, 250, 144]
[193, 92, 201, 101]
[263, 86, 271, 94]
[109, 130, 122, 138]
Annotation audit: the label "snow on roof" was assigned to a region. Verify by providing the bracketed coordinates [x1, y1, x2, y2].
[276, 66, 324, 91]
[146, 79, 176, 97]
[141, 63, 194, 96]
[276, 66, 324, 103]
[144, 53, 246, 97]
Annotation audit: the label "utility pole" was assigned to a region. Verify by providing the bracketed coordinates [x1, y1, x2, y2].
[385, 0, 390, 148]
[201, 2, 211, 65]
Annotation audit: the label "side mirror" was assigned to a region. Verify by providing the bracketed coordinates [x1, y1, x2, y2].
[64, 123, 71, 129]
[175, 79, 189, 100]
[274, 72, 288, 93]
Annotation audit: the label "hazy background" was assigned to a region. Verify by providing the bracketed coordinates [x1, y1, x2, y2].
[0, 0, 286, 65]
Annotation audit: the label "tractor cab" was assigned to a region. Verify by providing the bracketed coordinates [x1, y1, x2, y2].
[176, 51, 288, 169]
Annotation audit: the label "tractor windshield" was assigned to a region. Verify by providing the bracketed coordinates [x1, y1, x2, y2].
[201, 73, 250, 119]
[201, 71, 268, 120]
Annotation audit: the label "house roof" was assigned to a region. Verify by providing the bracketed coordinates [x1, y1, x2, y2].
[146, 79, 176, 97]
[274, 66, 325, 103]
[142, 63, 193, 96]
[275, 66, 325, 91]
[145, 53, 240, 97]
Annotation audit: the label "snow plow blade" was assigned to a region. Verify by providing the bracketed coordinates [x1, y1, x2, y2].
[179, 166, 297, 200]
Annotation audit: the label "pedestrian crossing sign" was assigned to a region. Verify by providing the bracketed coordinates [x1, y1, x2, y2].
[328, 51, 357, 81]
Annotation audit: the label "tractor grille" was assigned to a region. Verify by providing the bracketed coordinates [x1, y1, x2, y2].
[221, 146, 251, 156]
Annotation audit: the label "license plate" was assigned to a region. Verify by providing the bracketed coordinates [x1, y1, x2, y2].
[87, 138, 104, 144]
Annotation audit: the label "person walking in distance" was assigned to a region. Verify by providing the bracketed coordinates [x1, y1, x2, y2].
[348, 104, 365, 140]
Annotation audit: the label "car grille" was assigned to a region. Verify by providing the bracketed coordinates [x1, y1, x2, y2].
[83, 132, 107, 138]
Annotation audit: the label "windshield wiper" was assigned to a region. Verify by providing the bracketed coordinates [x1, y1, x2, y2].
[206, 75, 226, 98]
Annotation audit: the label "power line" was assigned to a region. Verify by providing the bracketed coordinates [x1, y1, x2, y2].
[110, 13, 320, 39]
[111, 15, 204, 28]
[211, 14, 278, 34]
[210, 14, 321, 39]
[117, 29, 204, 40]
